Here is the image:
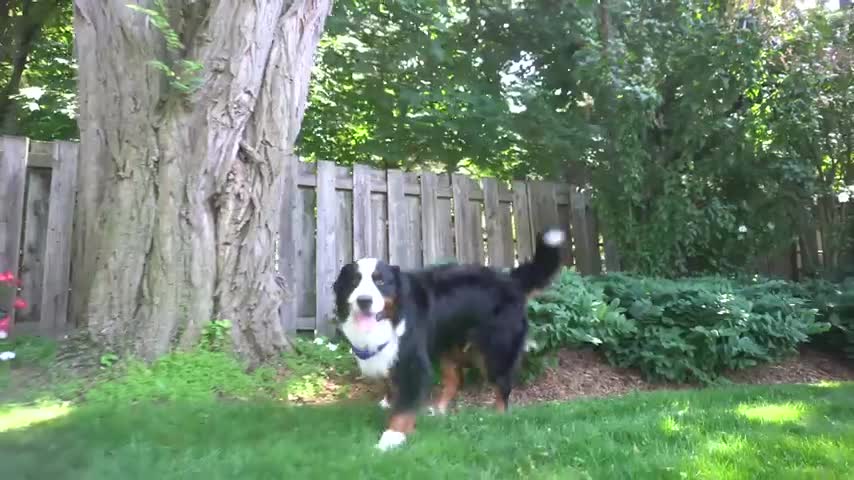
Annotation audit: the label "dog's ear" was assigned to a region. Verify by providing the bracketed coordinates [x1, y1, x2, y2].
[332, 263, 355, 318]
[390, 265, 410, 296]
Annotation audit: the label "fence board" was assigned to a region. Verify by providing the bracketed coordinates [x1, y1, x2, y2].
[315, 160, 338, 336]
[370, 192, 389, 261]
[570, 186, 601, 275]
[39, 142, 78, 335]
[278, 155, 299, 335]
[337, 189, 354, 273]
[352, 164, 372, 260]
[296, 188, 317, 330]
[452, 174, 479, 264]
[18, 168, 51, 324]
[0, 136, 28, 330]
[557, 204, 573, 267]
[482, 178, 507, 268]
[403, 194, 423, 269]
[387, 170, 407, 266]
[420, 172, 439, 265]
[528, 181, 559, 240]
[497, 200, 515, 267]
[512, 181, 534, 264]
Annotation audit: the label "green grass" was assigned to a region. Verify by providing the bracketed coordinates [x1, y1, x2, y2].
[2, 382, 853, 479]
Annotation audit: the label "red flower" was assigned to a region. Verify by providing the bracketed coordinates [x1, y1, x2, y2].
[13, 298, 27, 310]
[0, 271, 12, 283]
[0, 315, 9, 332]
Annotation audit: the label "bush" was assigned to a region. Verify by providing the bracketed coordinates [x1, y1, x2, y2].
[752, 277, 854, 362]
[589, 274, 829, 383]
[527, 269, 636, 354]
[526, 271, 831, 384]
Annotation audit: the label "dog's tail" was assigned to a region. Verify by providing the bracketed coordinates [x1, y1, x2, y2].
[510, 228, 566, 296]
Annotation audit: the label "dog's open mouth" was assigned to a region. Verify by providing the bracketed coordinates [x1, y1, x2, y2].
[352, 311, 389, 331]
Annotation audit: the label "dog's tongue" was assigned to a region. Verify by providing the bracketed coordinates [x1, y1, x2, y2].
[355, 313, 376, 331]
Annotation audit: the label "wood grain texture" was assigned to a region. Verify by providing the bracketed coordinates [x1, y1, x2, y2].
[511, 181, 534, 265]
[278, 155, 299, 335]
[0, 136, 28, 330]
[387, 170, 407, 266]
[352, 164, 372, 260]
[18, 168, 51, 325]
[39, 141, 79, 335]
[315, 160, 338, 336]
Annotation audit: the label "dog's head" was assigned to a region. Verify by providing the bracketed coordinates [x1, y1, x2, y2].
[333, 258, 404, 336]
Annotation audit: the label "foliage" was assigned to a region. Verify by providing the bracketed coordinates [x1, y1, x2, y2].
[83, 349, 277, 404]
[300, 1, 852, 277]
[0, 0, 76, 140]
[737, 276, 854, 361]
[199, 319, 233, 352]
[526, 268, 636, 354]
[590, 274, 830, 383]
[2, 0, 850, 277]
[126, 1, 205, 95]
[526, 270, 831, 383]
[0, 334, 55, 366]
[281, 336, 356, 401]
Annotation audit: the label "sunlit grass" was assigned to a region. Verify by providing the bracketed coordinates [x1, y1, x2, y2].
[1, 383, 852, 479]
[735, 401, 808, 424]
[0, 401, 72, 432]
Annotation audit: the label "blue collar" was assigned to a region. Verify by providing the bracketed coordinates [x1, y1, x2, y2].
[351, 341, 389, 360]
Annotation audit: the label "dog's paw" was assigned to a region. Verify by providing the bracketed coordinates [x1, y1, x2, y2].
[376, 430, 406, 451]
[427, 405, 447, 416]
[378, 397, 391, 409]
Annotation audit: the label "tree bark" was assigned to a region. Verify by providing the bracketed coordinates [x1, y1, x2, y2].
[72, 0, 332, 364]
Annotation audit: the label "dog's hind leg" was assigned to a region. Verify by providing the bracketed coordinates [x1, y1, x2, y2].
[430, 347, 464, 415]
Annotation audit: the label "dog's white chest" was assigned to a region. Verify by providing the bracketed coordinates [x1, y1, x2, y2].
[354, 341, 399, 378]
[341, 319, 406, 379]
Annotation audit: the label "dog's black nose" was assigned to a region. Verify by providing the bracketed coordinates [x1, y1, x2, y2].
[356, 295, 372, 311]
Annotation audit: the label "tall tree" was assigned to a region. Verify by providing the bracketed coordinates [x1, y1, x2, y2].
[72, 0, 332, 363]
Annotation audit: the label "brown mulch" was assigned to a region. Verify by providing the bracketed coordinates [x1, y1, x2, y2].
[316, 347, 854, 408]
[455, 347, 854, 409]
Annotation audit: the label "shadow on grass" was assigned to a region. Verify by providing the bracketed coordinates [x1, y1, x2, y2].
[1, 383, 852, 480]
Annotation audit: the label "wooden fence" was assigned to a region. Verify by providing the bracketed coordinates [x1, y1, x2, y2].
[1, 136, 78, 337]
[277, 156, 606, 336]
[1, 135, 836, 339]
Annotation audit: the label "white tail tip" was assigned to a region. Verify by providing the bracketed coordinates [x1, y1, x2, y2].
[543, 229, 566, 247]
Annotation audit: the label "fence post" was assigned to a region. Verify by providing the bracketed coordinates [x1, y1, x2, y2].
[0, 136, 29, 333]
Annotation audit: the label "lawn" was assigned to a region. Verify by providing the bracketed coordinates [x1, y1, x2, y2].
[2, 382, 853, 479]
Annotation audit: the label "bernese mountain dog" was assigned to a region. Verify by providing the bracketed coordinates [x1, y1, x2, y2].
[332, 228, 566, 451]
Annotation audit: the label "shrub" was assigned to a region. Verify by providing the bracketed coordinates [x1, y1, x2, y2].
[526, 269, 636, 354]
[589, 274, 830, 383]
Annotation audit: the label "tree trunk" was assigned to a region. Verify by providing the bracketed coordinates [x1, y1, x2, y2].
[72, 0, 332, 364]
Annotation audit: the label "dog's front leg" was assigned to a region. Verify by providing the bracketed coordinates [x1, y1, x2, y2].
[376, 349, 430, 451]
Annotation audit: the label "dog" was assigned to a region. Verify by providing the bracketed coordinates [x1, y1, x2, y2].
[332, 228, 566, 451]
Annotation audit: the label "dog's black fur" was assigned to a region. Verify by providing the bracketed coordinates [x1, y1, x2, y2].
[333, 229, 564, 426]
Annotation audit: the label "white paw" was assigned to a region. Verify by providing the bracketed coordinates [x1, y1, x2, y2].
[543, 229, 566, 247]
[376, 429, 406, 451]
[427, 405, 446, 416]
[378, 397, 391, 409]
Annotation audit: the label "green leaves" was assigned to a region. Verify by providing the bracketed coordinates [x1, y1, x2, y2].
[527, 270, 831, 384]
